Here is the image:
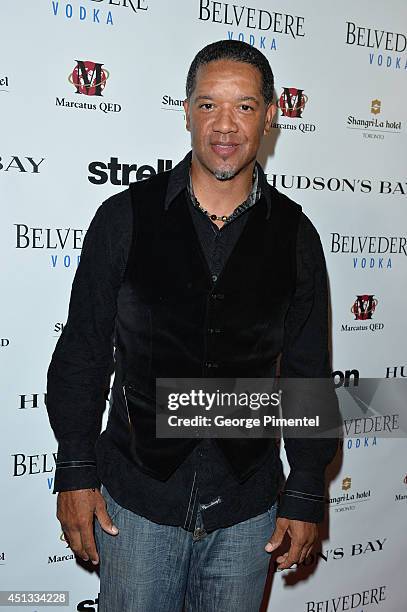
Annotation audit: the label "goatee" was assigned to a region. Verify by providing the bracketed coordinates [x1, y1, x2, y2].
[213, 169, 237, 181]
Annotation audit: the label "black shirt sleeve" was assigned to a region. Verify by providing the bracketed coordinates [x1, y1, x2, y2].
[278, 212, 339, 523]
[46, 189, 132, 493]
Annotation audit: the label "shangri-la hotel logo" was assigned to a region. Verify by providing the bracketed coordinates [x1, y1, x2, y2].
[371, 99, 381, 115]
[342, 476, 352, 491]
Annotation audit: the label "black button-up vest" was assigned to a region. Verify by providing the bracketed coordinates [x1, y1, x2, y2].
[106, 170, 302, 482]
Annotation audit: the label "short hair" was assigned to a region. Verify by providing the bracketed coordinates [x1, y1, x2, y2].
[186, 39, 274, 105]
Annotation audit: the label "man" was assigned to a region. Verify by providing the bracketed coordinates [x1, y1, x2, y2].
[47, 40, 338, 611]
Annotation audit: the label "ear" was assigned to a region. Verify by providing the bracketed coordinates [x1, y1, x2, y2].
[183, 99, 191, 132]
[263, 103, 277, 135]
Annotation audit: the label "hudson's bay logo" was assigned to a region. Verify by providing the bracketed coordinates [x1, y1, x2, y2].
[17, 393, 47, 410]
[347, 99, 403, 139]
[268, 174, 407, 195]
[330, 233, 407, 270]
[272, 537, 386, 572]
[272, 87, 315, 133]
[351, 295, 378, 320]
[56, 60, 122, 114]
[0, 156, 45, 174]
[198, 1, 305, 53]
[51, 0, 148, 26]
[69, 60, 109, 96]
[385, 364, 407, 378]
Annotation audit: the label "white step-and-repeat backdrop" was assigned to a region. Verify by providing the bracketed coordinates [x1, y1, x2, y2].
[1, 1, 406, 610]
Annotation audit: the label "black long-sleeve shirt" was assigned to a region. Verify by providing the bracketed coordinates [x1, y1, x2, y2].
[46, 152, 338, 530]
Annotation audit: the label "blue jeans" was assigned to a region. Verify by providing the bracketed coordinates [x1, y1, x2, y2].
[95, 484, 277, 612]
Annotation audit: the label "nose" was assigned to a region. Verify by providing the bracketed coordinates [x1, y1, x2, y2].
[212, 105, 238, 134]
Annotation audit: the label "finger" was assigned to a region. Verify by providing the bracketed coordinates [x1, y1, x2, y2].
[276, 551, 289, 564]
[298, 542, 314, 565]
[277, 542, 303, 570]
[63, 527, 89, 562]
[265, 520, 288, 552]
[95, 499, 119, 536]
[300, 544, 314, 563]
[62, 531, 70, 548]
[81, 523, 100, 565]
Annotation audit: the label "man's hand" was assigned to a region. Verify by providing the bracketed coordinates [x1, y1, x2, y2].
[57, 488, 119, 565]
[264, 517, 317, 570]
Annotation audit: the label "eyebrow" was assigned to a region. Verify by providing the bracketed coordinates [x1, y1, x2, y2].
[194, 95, 260, 103]
[237, 96, 259, 103]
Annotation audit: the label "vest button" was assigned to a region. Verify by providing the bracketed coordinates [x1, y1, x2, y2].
[211, 274, 218, 282]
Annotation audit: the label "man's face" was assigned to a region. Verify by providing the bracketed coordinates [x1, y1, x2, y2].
[183, 59, 276, 180]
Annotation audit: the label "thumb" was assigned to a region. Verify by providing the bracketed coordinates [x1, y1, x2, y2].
[95, 503, 119, 536]
[265, 518, 287, 553]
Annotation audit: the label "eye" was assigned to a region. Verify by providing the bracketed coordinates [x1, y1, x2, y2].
[199, 103, 214, 110]
[240, 104, 254, 111]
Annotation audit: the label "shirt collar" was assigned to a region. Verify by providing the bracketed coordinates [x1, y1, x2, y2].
[187, 164, 260, 224]
[164, 150, 272, 219]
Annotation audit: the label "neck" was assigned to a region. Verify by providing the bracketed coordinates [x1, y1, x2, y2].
[190, 154, 256, 216]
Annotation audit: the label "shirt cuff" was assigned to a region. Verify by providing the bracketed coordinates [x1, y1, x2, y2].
[53, 462, 100, 493]
[52, 439, 100, 493]
[277, 470, 327, 523]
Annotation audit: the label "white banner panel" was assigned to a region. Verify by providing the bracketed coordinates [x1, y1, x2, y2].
[1, 1, 406, 610]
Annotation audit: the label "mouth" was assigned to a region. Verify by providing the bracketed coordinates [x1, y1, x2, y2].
[210, 143, 240, 159]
